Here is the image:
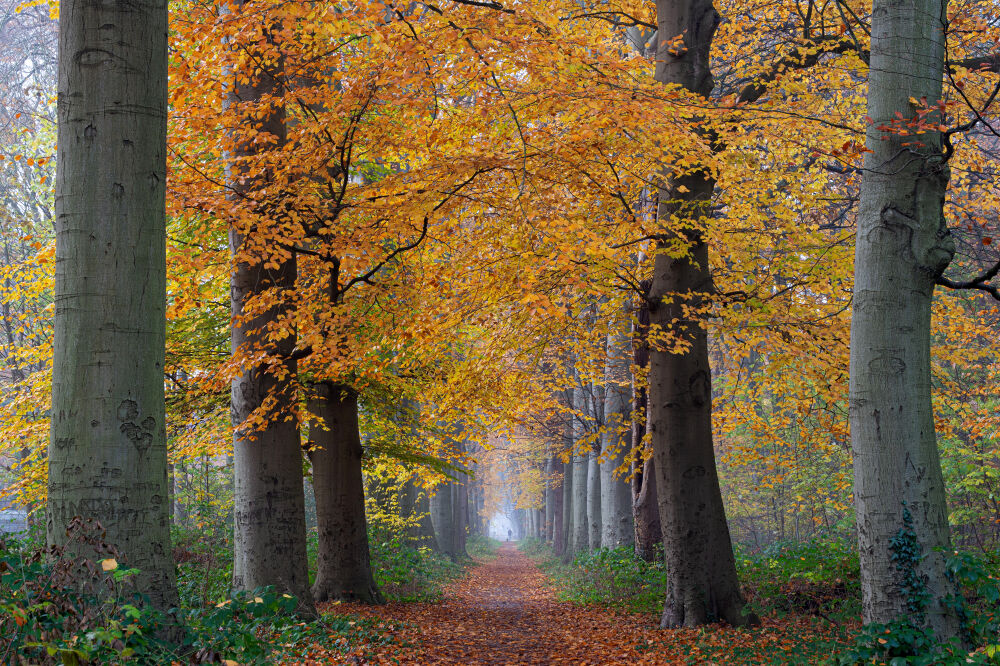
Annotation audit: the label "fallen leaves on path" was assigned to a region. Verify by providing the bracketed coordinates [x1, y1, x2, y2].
[294, 544, 857, 665]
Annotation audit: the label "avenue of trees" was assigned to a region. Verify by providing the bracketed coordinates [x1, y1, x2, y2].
[1, 0, 999, 662]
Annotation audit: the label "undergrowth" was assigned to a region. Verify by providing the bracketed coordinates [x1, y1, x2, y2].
[466, 534, 502, 560]
[0, 520, 381, 665]
[367, 530, 463, 602]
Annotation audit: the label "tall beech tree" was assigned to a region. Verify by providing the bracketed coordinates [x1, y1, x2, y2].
[631, 290, 662, 561]
[601, 313, 635, 548]
[308, 384, 383, 603]
[226, 3, 313, 611]
[48, 0, 177, 609]
[648, 0, 753, 627]
[849, 0, 962, 637]
[569, 385, 589, 556]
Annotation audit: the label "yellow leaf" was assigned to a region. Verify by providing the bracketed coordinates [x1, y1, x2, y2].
[101, 558, 118, 572]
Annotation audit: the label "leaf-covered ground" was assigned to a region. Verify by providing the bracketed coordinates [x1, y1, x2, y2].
[295, 543, 858, 665]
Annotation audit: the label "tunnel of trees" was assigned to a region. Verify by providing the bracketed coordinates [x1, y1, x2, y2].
[0, 0, 999, 663]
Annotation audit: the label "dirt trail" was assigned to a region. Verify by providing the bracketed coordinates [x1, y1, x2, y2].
[299, 543, 846, 665]
[309, 543, 682, 665]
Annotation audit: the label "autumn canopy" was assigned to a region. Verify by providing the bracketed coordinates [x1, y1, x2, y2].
[0, 0, 998, 663]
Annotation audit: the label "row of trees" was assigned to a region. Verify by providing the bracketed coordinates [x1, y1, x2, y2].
[0, 0, 997, 653]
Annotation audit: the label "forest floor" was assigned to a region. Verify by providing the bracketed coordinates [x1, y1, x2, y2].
[295, 543, 857, 665]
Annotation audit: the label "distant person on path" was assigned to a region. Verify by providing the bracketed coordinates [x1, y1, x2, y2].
[507, 529, 512, 542]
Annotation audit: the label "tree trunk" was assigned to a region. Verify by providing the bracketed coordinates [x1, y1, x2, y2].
[544, 452, 555, 542]
[228, 2, 313, 613]
[552, 454, 565, 555]
[587, 439, 602, 550]
[431, 475, 467, 560]
[48, 0, 177, 610]
[560, 412, 574, 559]
[649, 0, 752, 628]
[570, 387, 589, 557]
[602, 316, 635, 548]
[632, 287, 662, 561]
[850, 0, 961, 638]
[308, 384, 383, 604]
[454, 476, 469, 556]
[415, 486, 440, 549]
[633, 456, 662, 561]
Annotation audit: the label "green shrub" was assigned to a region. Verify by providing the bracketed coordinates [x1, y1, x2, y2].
[172, 524, 233, 610]
[522, 540, 668, 614]
[0, 520, 365, 665]
[368, 529, 463, 602]
[466, 534, 501, 559]
[736, 537, 861, 620]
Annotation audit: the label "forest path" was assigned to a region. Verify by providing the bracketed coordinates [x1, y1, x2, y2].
[304, 542, 685, 665]
[298, 543, 850, 664]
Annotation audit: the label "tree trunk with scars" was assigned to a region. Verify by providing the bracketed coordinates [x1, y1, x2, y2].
[850, 0, 962, 638]
[308, 384, 383, 604]
[49, 0, 177, 610]
[228, 2, 313, 613]
[649, 0, 752, 627]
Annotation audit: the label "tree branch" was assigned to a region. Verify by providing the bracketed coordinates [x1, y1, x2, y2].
[937, 258, 1000, 301]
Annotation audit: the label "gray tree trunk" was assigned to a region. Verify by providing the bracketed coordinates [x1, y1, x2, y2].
[49, 0, 177, 610]
[850, 0, 961, 639]
[431, 472, 467, 560]
[415, 485, 439, 549]
[560, 415, 574, 561]
[544, 452, 555, 542]
[227, 4, 313, 613]
[602, 316, 635, 548]
[587, 439, 602, 550]
[430, 480, 453, 555]
[454, 477, 469, 556]
[551, 454, 565, 555]
[570, 387, 589, 556]
[308, 384, 383, 604]
[631, 290, 662, 561]
[649, 0, 752, 628]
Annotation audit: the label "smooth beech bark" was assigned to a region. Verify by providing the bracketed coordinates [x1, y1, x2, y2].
[227, 2, 313, 612]
[308, 384, 383, 604]
[49, 0, 177, 610]
[850, 0, 961, 638]
[602, 316, 635, 548]
[649, 0, 753, 627]
[544, 452, 555, 542]
[587, 436, 602, 550]
[552, 454, 566, 555]
[560, 413, 575, 561]
[631, 290, 662, 561]
[431, 469, 468, 560]
[570, 387, 590, 556]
